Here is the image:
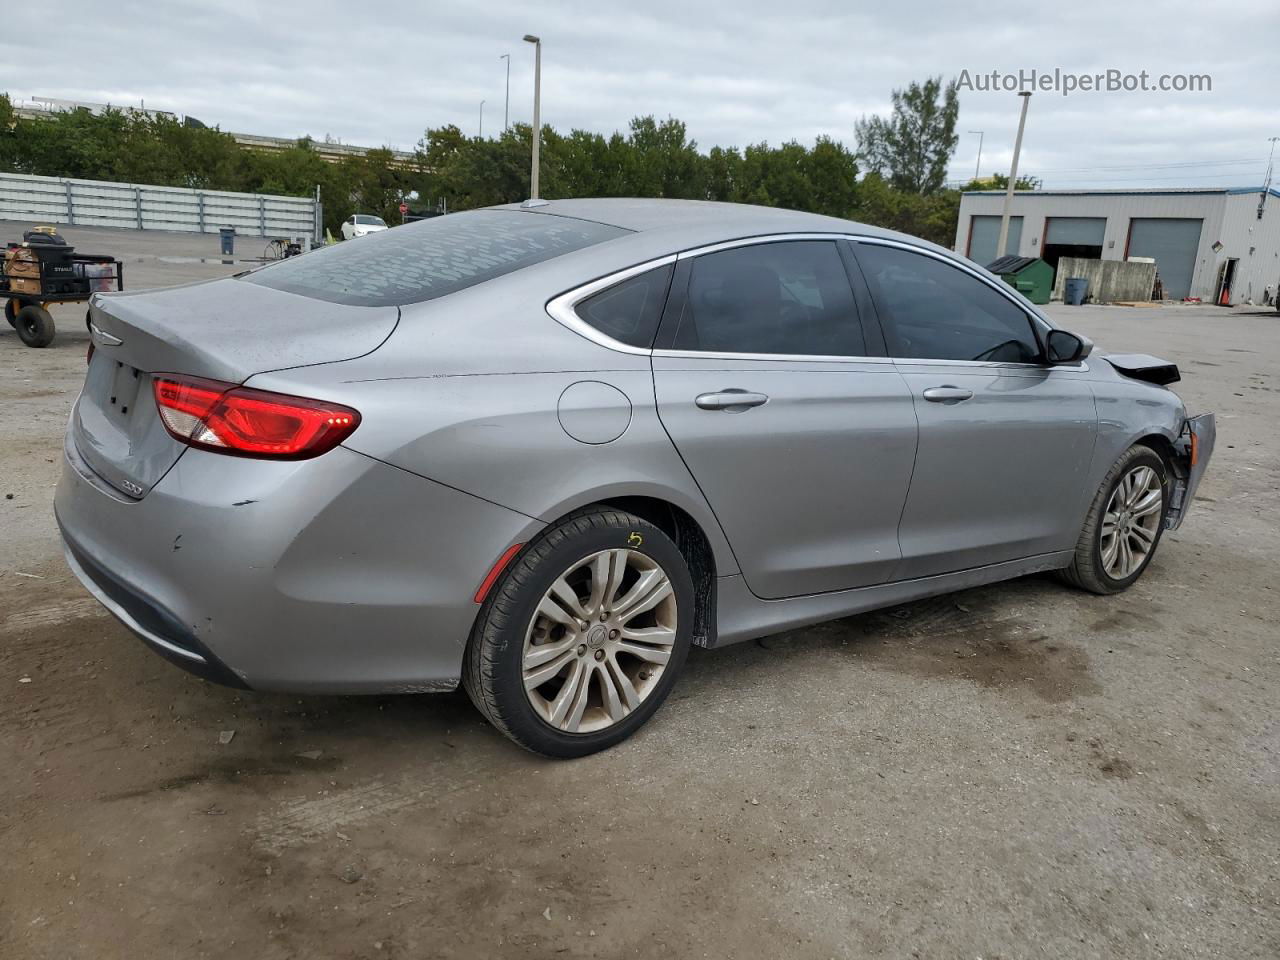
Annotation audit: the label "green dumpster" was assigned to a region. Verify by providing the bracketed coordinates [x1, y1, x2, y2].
[986, 255, 1053, 305]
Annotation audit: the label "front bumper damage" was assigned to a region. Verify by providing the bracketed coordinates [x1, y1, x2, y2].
[1165, 413, 1216, 530]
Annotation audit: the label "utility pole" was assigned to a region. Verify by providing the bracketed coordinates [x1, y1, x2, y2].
[500, 54, 510, 131]
[1259, 136, 1279, 220]
[968, 130, 984, 181]
[997, 93, 1031, 259]
[479, 100, 485, 139]
[523, 34, 542, 198]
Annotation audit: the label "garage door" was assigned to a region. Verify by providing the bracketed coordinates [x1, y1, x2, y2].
[1126, 218, 1203, 300]
[1045, 217, 1107, 246]
[967, 215, 1023, 267]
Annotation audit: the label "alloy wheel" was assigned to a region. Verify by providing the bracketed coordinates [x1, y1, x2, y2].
[1100, 465, 1163, 580]
[522, 548, 678, 734]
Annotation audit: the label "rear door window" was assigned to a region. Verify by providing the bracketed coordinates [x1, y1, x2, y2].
[856, 243, 1042, 363]
[244, 210, 628, 306]
[668, 241, 865, 356]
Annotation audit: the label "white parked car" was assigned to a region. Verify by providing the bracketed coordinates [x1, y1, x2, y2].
[341, 214, 388, 240]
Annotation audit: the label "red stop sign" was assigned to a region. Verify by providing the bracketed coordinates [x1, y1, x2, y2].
[399, 203, 408, 214]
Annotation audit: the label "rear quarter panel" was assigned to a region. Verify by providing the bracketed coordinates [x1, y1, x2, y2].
[247, 368, 741, 578]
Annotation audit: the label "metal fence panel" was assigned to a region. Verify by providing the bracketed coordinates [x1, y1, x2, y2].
[0, 171, 318, 240]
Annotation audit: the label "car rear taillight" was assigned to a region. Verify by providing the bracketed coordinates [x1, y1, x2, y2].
[152, 374, 360, 459]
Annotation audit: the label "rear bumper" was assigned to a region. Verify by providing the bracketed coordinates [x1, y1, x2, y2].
[55, 435, 537, 693]
[1166, 413, 1216, 530]
[61, 530, 249, 688]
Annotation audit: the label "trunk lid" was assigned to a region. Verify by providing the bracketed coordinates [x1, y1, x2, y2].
[74, 278, 398, 499]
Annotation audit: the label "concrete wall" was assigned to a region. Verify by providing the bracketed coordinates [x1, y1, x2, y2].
[956, 190, 1236, 301]
[0, 172, 320, 241]
[1050, 258, 1157, 302]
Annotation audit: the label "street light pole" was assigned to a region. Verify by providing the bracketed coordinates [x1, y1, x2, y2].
[968, 130, 984, 181]
[523, 34, 541, 198]
[479, 100, 485, 139]
[997, 93, 1031, 259]
[500, 54, 510, 131]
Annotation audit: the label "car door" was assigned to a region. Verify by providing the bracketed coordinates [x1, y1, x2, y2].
[851, 239, 1098, 580]
[651, 238, 918, 600]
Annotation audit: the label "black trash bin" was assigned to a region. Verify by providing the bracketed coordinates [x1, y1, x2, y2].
[1064, 277, 1089, 305]
[219, 227, 235, 256]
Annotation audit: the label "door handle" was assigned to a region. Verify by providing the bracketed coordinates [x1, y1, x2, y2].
[695, 389, 769, 412]
[922, 385, 974, 403]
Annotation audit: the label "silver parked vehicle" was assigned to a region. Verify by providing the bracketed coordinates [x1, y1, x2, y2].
[56, 199, 1215, 756]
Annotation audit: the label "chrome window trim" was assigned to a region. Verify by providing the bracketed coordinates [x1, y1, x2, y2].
[545, 231, 1060, 366]
[672, 232, 847, 260]
[652, 348, 895, 365]
[890, 357, 1090, 373]
[545, 254, 678, 356]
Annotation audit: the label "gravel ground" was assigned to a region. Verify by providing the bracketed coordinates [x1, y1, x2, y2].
[1, 226, 1277, 959]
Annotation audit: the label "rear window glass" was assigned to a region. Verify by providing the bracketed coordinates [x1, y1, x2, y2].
[243, 210, 629, 306]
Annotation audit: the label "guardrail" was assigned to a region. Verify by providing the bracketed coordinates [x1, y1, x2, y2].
[0, 172, 321, 241]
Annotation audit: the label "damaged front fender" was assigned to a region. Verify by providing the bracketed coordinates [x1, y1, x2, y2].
[1104, 353, 1181, 386]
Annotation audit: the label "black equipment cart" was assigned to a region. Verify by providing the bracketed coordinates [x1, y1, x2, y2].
[3, 236, 124, 348]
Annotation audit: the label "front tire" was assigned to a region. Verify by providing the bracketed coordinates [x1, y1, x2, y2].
[1060, 444, 1169, 594]
[463, 508, 694, 757]
[4, 298, 18, 328]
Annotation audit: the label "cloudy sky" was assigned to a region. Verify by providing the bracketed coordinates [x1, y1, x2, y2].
[3, 0, 1277, 190]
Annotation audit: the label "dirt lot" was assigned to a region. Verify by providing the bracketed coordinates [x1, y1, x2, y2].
[1, 228, 1277, 959]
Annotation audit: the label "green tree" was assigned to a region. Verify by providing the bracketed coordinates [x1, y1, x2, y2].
[704, 145, 743, 202]
[855, 76, 960, 195]
[1, 92, 974, 247]
[415, 123, 531, 209]
[624, 116, 705, 198]
[0, 94, 15, 170]
[956, 172, 1041, 192]
[852, 172, 959, 247]
[803, 136, 859, 215]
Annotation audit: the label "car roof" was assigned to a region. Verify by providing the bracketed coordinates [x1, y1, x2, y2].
[490, 197, 942, 251]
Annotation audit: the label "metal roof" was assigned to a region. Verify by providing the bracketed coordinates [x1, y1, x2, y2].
[962, 186, 1280, 199]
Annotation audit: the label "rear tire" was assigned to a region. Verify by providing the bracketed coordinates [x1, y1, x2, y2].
[4, 298, 18, 328]
[15, 304, 55, 347]
[463, 508, 694, 758]
[1059, 444, 1169, 594]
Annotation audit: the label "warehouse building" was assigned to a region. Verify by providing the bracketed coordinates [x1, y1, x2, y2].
[956, 187, 1280, 305]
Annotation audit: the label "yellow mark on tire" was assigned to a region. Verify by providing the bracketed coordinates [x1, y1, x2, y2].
[628, 532, 644, 547]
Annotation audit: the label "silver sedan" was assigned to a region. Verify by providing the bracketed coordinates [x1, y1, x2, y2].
[56, 199, 1215, 756]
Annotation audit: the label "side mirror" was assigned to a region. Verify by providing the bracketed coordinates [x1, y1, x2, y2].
[1046, 329, 1093, 364]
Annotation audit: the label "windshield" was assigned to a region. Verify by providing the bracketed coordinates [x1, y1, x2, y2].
[354, 215, 386, 226]
[243, 209, 629, 306]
